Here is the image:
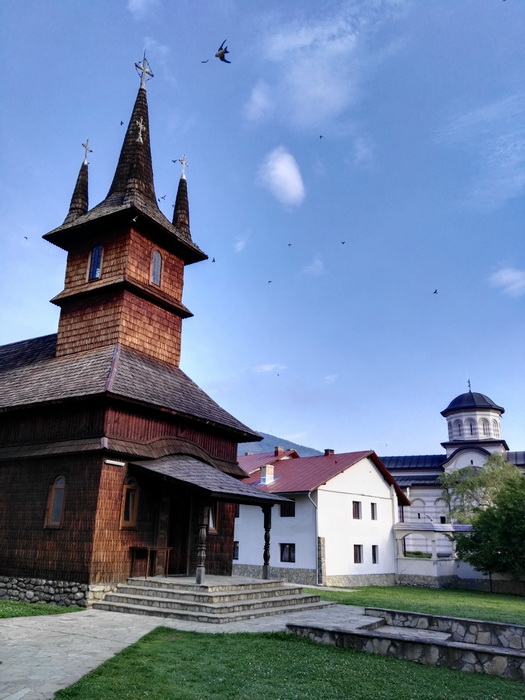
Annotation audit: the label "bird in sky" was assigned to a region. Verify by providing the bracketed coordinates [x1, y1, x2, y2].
[201, 59, 209, 63]
[120, 121, 124, 126]
[212, 258, 216, 263]
[434, 289, 438, 294]
[341, 241, 346, 245]
[320, 135, 323, 139]
[215, 40, 231, 63]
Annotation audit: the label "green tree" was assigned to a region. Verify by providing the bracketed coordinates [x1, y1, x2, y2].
[437, 453, 522, 524]
[455, 476, 525, 580]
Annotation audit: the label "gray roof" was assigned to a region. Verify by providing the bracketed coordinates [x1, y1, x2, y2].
[394, 475, 441, 487]
[131, 455, 287, 504]
[380, 455, 445, 470]
[441, 391, 504, 416]
[0, 335, 259, 440]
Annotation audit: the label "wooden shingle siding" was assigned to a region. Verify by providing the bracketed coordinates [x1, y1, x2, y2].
[0, 404, 105, 446]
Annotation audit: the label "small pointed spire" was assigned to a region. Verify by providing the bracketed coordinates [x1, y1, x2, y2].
[63, 144, 89, 224]
[104, 59, 157, 207]
[173, 170, 191, 240]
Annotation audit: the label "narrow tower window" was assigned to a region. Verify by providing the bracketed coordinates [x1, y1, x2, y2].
[151, 249, 162, 286]
[482, 419, 490, 437]
[492, 420, 500, 438]
[454, 420, 463, 439]
[88, 245, 103, 280]
[121, 478, 139, 527]
[44, 475, 66, 528]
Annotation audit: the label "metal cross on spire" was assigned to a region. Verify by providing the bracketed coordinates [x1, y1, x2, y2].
[468, 378, 472, 392]
[178, 154, 189, 177]
[135, 53, 154, 88]
[82, 139, 93, 164]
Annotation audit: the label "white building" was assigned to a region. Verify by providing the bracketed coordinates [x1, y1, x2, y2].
[233, 449, 410, 586]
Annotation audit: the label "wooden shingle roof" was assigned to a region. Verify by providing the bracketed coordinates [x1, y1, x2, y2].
[0, 335, 259, 440]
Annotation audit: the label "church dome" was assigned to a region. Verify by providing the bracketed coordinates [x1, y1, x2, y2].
[441, 392, 504, 417]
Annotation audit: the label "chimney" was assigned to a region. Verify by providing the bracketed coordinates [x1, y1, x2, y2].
[275, 446, 284, 456]
[324, 449, 335, 456]
[260, 464, 275, 484]
[244, 452, 254, 456]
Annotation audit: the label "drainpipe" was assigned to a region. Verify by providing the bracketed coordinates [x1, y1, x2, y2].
[307, 490, 319, 585]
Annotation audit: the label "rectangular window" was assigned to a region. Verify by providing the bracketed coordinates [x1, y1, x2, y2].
[280, 543, 295, 563]
[233, 541, 239, 560]
[372, 545, 378, 564]
[234, 503, 240, 518]
[371, 502, 377, 520]
[440, 516, 446, 524]
[353, 544, 363, 564]
[280, 499, 295, 517]
[352, 501, 362, 519]
[208, 503, 219, 533]
[88, 245, 103, 280]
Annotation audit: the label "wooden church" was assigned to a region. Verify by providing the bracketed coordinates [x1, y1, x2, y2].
[0, 59, 280, 605]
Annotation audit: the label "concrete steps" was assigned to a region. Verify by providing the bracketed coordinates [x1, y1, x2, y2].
[93, 576, 334, 624]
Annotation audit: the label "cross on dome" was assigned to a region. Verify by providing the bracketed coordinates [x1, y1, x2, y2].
[178, 154, 189, 176]
[82, 139, 92, 164]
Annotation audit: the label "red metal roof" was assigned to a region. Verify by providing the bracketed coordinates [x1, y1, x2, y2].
[240, 450, 410, 505]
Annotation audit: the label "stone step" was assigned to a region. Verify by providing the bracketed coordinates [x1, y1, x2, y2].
[99, 591, 322, 615]
[92, 598, 334, 624]
[126, 577, 291, 593]
[373, 625, 452, 643]
[116, 582, 307, 604]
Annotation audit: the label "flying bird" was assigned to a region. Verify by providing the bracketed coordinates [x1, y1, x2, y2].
[319, 135, 323, 139]
[212, 258, 216, 263]
[215, 40, 231, 63]
[341, 241, 345, 245]
[268, 280, 272, 284]
[434, 289, 438, 294]
[120, 121, 124, 126]
[201, 59, 209, 63]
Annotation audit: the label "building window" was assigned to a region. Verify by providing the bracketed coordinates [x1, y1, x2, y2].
[233, 541, 239, 560]
[353, 544, 363, 564]
[280, 543, 295, 563]
[447, 421, 453, 440]
[234, 503, 240, 518]
[482, 419, 490, 437]
[492, 420, 500, 438]
[454, 420, 463, 439]
[371, 502, 377, 520]
[352, 501, 362, 519]
[208, 502, 219, 533]
[151, 249, 162, 286]
[121, 478, 139, 527]
[88, 245, 103, 280]
[467, 419, 475, 437]
[44, 475, 66, 528]
[280, 499, 295, 517]
[372, 545, 378, 564]
[440, 516, 446, 524]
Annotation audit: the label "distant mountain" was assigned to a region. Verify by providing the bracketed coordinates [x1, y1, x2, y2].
[238, 432, 323, 458]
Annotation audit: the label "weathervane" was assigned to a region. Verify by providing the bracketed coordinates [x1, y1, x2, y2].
[135, 53, 154, 88]
[82, 139, 92, 164]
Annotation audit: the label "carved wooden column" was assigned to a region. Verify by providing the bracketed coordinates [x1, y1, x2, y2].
[261, 504, 272, 580]
[195, 503, 209, 584]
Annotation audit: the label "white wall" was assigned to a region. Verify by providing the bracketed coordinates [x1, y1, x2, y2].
[317, 457, 397, 577]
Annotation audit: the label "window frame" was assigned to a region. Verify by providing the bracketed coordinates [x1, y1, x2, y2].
[120, 478, 139, 528]
[371, 545, 378, 564]
[150, 249, 162, 286]
[352, 501, 362, 519]
[280, 499, 296, 518]
[280, 543, 296, 563]
[88, 245, 103, 280]
[353, 544, 363, 564]
[233, 541, 239, 560]
[208, 502, 220, 534]
[44, 475, 66, 528]
[370, 502, 377, 520]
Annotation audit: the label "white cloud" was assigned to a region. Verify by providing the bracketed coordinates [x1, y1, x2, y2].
[258, 146, 305, 206]
[439, 94, 525, 210]
[489, 267, 525, 297]
[144, 37, 176, 85]
[233, 236, 247, 253]
[303, 255, 325, 276]
[251, 1, 407, 129]
[351, 135, 375, 168]
[244, 81, 275, 122]
[127, 0, 160, 20]
[254, 363, 286, 373]
[324, 374, 338, 384]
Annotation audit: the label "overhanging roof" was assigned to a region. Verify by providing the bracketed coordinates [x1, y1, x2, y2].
[131, 455, 288, 505]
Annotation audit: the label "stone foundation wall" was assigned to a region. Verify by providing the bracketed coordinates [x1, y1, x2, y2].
[232, 564, 317, 585]
[0, 576, 117, 608]
[326, 573, 396, 587]
[396, 573, 525, 596]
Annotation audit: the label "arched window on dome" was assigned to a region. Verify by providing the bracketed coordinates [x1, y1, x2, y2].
[151, 250, 162, 286]
[447, 422, 453, 440]
[454, 420, 463, 439]
[466, 419, 476, 438]
[492, 420, 500, 438]
[481, 419, 490, 437]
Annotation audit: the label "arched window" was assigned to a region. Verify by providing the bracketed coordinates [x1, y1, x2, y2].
[447, 422, 453, 440]
[482, 419, 490, 437]
[151, 250, 162, 286]
[121, 478, 139, 527]
[88, 245, 103, 280]
[454, 420, 463, 439]
[492, 420, 500, 438]
[44, 476, 66, 528]
[466, 419, 475, 437]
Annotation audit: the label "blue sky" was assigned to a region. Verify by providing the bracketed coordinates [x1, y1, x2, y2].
[1, 0, 524, 455]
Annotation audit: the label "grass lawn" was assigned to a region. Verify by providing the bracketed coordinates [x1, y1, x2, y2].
[304, 586, 525, 626]
[0, 600, 83, 618]
[54, 627, 524, 700]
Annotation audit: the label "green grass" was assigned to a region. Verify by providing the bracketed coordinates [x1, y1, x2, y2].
[304, 585, 525, 625]
[0, 599, 83, 618]
[55, 628, 523, 700]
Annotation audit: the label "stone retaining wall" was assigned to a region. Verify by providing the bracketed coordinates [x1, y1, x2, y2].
[232, 564, 317, 585]
[366, 607, 525, 651]
[0, 576, 117, 608]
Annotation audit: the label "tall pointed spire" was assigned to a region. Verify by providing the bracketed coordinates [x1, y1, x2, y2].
[172, 156, 191, 241]
[105, 56, 157, 208]
[63, 142, 90, 224]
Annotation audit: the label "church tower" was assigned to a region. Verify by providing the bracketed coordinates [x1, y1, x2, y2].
[44, 57, 206, 366]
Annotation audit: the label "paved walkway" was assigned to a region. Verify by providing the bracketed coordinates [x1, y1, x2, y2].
[0, 604, 369, 700]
